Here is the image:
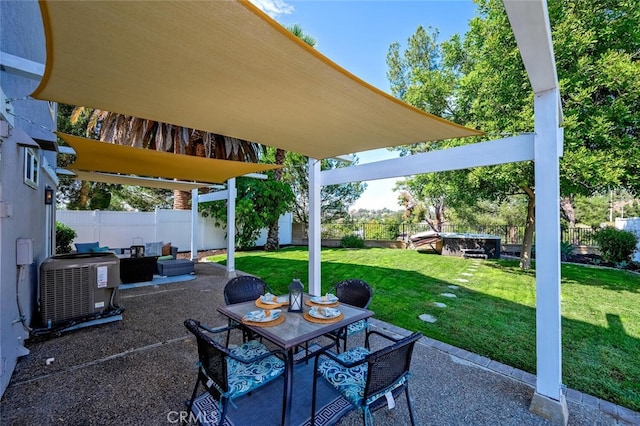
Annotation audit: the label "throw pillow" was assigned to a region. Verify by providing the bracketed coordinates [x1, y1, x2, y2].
[90, 246, 110, 252]
[75, 242, 99, 253]
[157, 255, 174, 261]
[145, 241, 163, 256]
[162, 242, 172, 256]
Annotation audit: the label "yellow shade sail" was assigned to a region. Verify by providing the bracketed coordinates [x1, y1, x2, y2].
[33, 0, 481, 160]
[68, 171, 218, 191]
[59, 133, 280, 184]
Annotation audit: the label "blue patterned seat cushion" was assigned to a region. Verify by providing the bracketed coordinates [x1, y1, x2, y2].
[225, 340, 284, 399]
[318, 346, 409, 409]
[346, 319, 368, 335]
[317, 347, 370, 406]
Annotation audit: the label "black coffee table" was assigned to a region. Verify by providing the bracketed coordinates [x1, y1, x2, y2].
[118, 256, 158, 284]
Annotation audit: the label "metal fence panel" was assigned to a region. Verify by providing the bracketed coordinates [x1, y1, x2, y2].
[319, 222, 597, 247]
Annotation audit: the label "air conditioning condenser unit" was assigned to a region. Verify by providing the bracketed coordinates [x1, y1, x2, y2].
[39, 252, 120, 326]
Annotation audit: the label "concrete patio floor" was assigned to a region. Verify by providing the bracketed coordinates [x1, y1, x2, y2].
[1, 261, 637, 425]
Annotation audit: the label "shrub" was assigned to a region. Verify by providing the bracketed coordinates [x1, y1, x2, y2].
[55, 222, 77, 254]
[593, 227, 638, 264]
[340, 234, 365, 249]
[560, 241, 575, 261]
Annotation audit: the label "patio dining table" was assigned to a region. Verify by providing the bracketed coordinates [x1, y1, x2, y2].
[217, 294, 374, 426]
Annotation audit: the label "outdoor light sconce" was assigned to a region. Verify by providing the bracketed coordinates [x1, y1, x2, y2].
[44, 187, 54, 205]
[288, 278, 304, 312]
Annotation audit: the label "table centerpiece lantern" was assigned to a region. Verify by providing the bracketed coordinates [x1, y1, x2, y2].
[288, 278, 303, 312]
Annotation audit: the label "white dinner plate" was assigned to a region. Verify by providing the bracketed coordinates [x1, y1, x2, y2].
[243, 309, 281, 322]
[260, 294, 288, 304]
[260, 294, 279, 304]
[310, 294, 339, 305]
[309, 306, 340, 319]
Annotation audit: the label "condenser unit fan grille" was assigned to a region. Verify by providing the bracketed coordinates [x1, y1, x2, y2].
[41, 266, 92, 324]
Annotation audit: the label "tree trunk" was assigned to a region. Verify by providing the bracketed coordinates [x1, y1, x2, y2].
[173, 190, 190, 210]
[520, 186, 535, 270]
[560, 195, 575, 227]
[173, 139, 208, 210]
[435, 196, 445, 231]
[78, 181, 91, 209]
[265, 224, 279, 251]
[265, 148, 286, 251]
[424, 196, 445, 232]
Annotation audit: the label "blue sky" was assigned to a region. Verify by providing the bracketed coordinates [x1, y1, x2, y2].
[251, 0, 478, 211]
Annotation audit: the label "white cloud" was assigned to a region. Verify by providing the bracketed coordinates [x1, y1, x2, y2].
[249, 0, 294, 19]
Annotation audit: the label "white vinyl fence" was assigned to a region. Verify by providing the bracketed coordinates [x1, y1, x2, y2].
[615, 217, 640, 262]
[57, 209, 293, 252]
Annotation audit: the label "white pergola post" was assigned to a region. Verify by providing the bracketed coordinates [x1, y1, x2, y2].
[530, 87, 568, 424]
[226, 178, 236, 277]
[308, 158, 321, 296]
[190, 188, 199, 262]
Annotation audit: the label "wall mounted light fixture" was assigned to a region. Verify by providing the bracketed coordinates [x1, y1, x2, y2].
[44, 186, 54, 205]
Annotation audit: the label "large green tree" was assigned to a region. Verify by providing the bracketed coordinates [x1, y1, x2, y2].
[274, 151, 366, 233]
[387, 0, 640, 268]
[199, 175, 294, 250]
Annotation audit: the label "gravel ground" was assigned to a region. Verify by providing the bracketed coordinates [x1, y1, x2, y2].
[2, 261, 636, 426]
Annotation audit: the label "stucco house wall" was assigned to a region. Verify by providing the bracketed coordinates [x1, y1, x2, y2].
[0, 0, 58, 396]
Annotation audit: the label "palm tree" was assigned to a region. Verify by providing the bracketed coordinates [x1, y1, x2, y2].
[71, 108, 263, 210]
[264, 24, 317, 251]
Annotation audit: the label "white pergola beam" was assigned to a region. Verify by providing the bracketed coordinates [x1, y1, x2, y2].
[226, 178, 237, 276]
[192, 182, 237, 275]
[191, 189, 199, 261]
[503, 1, 557, 94]
[308, 158, 322, 296]
[197, 190, 229, 203]
[505, 1, 567, 422]
[321, 135, 534, 186]
[503, 0, 563, 121]
[534, 87, 564, 399]
[0, 50, 45, 80]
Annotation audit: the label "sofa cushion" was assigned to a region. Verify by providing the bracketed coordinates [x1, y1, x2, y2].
[162, 242, 172, 256]
[90, 246, 110, 252]
[75, 242, 99, 253]
[145, 241, 163, 256]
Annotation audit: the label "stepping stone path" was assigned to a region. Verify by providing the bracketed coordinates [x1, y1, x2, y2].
[455, 278, 469, 283]
[419, 313, 437, 323]
[447, 285, 459, 290]
[461, 272, 473, 276]
[431, 302, 447, 308]
[440, 293, 457, 298]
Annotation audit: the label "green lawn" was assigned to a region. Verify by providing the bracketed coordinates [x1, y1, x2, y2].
[208, 247, 640, 411]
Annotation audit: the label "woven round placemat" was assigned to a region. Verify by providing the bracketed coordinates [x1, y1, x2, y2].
[255, 299, 284, 309]
[304, 299, 339, 308]
[303, 311, 344, 324]
[241, 313, 286, 327]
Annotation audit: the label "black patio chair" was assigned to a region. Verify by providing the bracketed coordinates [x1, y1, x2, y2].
[184, 319, 286, 426]
[223, 275, 274, 346]
[311, 329, 422, 426]
[327, 279, 373, 352]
